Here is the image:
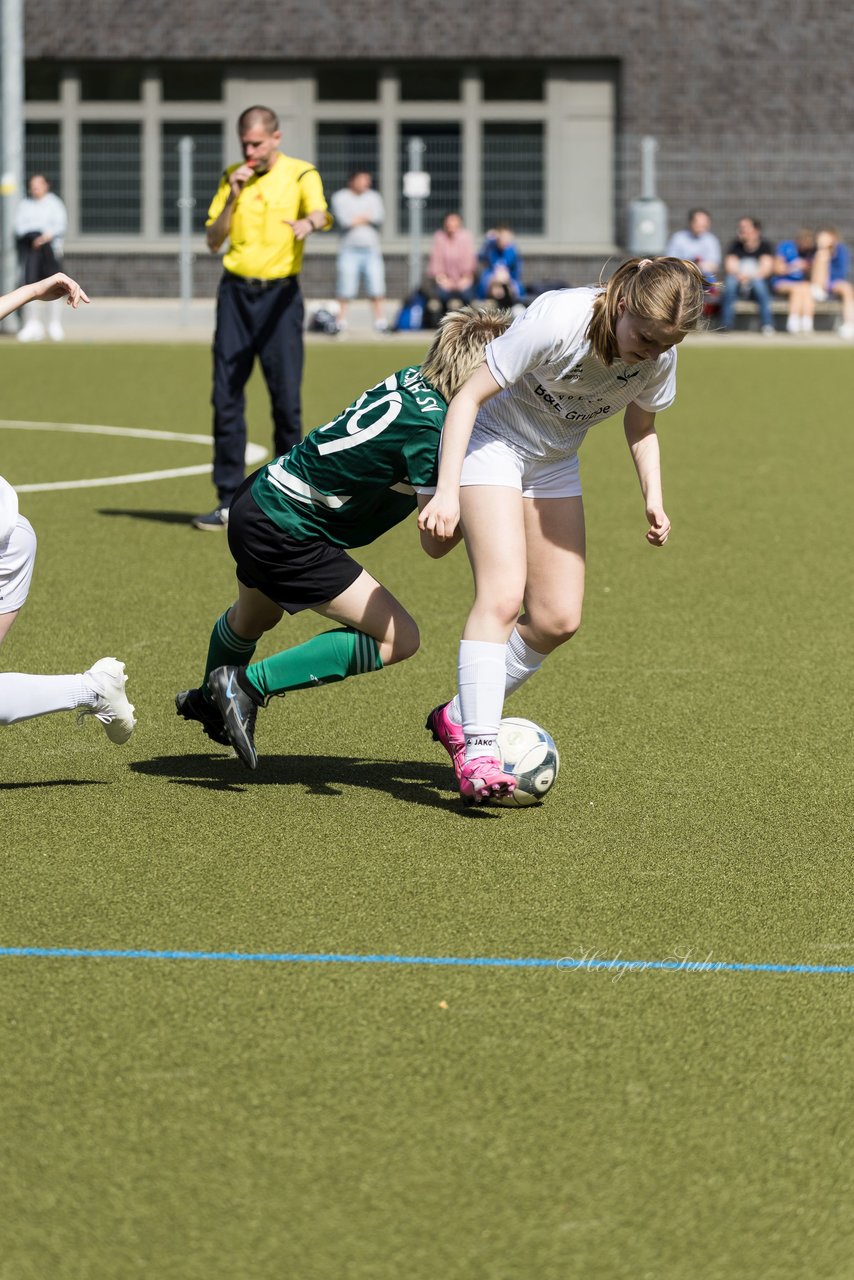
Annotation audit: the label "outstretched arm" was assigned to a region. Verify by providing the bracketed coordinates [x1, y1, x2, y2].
[0, 274, 89, 322]
[624, 401, 670, 546]
[416, 362, 502, 540]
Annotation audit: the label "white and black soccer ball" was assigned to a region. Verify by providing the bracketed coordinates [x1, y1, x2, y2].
[494, 717, 560, 808]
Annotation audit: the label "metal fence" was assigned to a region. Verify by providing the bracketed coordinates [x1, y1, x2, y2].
[398, 124, 461, 234]
[482, 123, 544, 234]
[160, 123, 223, 233]
[315, 123, 380, 202]
[24, 122, 61, 194]
[80, 122, 142, 233]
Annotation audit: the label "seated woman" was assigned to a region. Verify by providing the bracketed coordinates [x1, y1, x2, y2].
[427, 212, 478, 308]
[811, 227, 854, 339]
[773, 228, 815, 334]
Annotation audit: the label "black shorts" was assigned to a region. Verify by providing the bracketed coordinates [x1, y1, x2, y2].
[227, 475, 363, 614]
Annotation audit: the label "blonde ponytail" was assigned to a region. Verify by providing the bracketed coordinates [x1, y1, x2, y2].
[587, 257, 707, 365]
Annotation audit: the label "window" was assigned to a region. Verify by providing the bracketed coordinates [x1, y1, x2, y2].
[161, 123, 224, 233]
[316, 65, 378, 102]
[79, 64, 143, 101]
[25, 63, 60, 102]
[161, 62, 223, 102]
[316, 123, 379, 201]
[80, 123, 142, 233]
[399, 123, 461, 233]
[482, 66, 544, 101]
[398, 64, 461, 102]
[482, 123, 544, 234]
[25, 123, 62, 194]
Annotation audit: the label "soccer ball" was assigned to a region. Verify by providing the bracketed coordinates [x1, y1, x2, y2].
[494, 717, 560, 807]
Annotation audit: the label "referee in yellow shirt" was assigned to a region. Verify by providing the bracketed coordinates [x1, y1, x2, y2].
[193, 105, 332, 530]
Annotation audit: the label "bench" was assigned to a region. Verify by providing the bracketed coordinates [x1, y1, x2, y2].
[726, 298, 843, 332]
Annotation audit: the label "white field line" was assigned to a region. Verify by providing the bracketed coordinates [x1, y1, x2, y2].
[0, 420, 267, 492]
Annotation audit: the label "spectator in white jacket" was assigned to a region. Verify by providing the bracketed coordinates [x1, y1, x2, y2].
[14, 174, 69, 342]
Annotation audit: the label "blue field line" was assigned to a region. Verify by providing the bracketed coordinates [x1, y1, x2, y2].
[0, 944, 852, 976]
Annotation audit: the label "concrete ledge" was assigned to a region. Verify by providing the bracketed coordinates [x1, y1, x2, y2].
[722, 298, 843, 332]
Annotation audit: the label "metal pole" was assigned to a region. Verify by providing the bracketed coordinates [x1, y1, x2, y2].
[1, 0, 24, 334]
[407, 135, 425, 293]
[640, 135, 658, 201]
[177, 135, 195, 323]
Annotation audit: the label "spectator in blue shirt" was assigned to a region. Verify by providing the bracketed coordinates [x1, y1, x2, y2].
[773, 228, 816, 334]
[811, 227, 854, 339]
[478, 225, 523, 305]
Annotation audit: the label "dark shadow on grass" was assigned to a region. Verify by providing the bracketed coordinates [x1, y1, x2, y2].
[0, 779, 109, 790]
[98, 508, 200, 526]
[130, 752, 499, 817]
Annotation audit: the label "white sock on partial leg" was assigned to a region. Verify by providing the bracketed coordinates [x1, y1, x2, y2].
[447, 627, 548, 724]
[458, 639, 506, 761]
[504, 626, 547, 696]
[0, 672, 94, 726]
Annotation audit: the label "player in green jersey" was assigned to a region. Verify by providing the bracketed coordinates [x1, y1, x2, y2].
[176, 306, 510, 768]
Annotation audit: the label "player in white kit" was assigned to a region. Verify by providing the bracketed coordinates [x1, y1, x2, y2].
[419, 256, 706, 803]
[0, 274, 136, 742]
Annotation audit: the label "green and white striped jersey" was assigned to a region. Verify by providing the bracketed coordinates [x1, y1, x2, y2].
[251, 366, 448, 548]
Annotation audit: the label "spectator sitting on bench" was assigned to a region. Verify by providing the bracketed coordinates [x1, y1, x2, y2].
[428, 212, 478, 309]
[721, 216, 775, 333]
[811, 227, 854, 340]
[773, 228, 816, 334]
[666, 207, 722, 286]
[478, 225, 523, 306]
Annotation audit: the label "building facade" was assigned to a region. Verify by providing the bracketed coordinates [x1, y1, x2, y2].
[21, 0, 854, 296]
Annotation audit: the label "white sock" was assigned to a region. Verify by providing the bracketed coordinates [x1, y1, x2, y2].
[504, 626, 547, 697]
[448, 627, 548, 725]
[802, 315, 814, 332]
[786, 314, 799, 334]
[0, 672, 94, 726]
[458, 639, 506, 761]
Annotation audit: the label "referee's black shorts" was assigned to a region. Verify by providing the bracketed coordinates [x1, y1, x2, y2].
[226, 473, 363, 614]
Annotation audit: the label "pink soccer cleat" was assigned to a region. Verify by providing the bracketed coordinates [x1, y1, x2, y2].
[425, 701, 466, 778]
[459, 756, 517, 805]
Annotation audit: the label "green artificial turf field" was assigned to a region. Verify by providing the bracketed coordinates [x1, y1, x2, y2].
[1, 340, 852, 1279]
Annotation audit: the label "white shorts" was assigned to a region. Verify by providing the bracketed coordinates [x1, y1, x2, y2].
[418, 431, 582, 499]
[0, 516, 37, 614]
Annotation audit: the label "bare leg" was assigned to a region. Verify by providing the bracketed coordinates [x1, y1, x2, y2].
[0, 609, 19, 646]
[227, 582, 284, 640]
[516, 495, 586, 653]
[460, 485, 528, 643]
[371, 296, 387, 326]
[313, 569, 419, 665]
[831, 280, 854, 328]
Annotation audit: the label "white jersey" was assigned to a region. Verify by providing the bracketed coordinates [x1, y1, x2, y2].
[480, 287, 678, 461]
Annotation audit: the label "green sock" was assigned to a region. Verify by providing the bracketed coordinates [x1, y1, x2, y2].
[202, 610, 259, 701]
[244, 628, 382, 700]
